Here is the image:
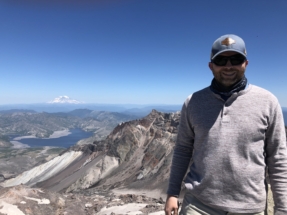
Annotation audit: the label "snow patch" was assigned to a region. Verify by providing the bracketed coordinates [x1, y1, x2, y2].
[85, 203, 93, 208]
[0, 201, 25, 215]
[48, 95, 84, 104]
[136, 125, 146, 131]
[24, 196, 50, 204]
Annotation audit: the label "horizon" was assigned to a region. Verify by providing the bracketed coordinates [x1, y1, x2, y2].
[0, 100, 183, 106]
[1, 102, 287, 110]
[0, 1, 286, 106]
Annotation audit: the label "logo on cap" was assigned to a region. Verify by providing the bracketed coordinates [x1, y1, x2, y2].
[221, 37, 235, 46]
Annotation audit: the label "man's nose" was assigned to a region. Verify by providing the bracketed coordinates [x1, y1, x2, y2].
[225, 59, 233, 67]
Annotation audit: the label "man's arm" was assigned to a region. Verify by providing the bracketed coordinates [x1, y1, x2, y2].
[265, 103, 287, 215]
[165, 98, 194, 214]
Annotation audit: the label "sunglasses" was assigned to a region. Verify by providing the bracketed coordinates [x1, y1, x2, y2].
[212, 54, 246, 66]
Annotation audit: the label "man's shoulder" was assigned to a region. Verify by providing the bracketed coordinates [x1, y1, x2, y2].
[249, 84, 278, 101]
[184, 87, 210, 108]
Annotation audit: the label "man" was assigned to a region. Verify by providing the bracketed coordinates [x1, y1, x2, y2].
[165, 34, 287, 215]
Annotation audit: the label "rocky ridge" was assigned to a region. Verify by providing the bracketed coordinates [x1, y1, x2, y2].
[0, 110, 179, 214]
[1, 110, 179, 193]
[66, 109, 179, 193]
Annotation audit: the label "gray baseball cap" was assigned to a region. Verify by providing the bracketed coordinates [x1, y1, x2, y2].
[210, 34, 247, 60]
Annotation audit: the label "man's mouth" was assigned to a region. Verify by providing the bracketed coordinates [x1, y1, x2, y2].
[222, 71, 236, 77]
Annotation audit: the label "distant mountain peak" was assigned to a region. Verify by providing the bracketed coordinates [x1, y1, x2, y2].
[47, 96, 84, 104]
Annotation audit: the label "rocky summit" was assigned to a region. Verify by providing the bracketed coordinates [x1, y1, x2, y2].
[69, 109, 180, 193]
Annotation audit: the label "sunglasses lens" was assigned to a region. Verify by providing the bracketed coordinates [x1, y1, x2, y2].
[230, 55, 245, 65]
[212, 54, 246, 66]
[212, 56, 227, 66]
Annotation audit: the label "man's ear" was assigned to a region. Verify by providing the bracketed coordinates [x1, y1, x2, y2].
[208, 62, 213, 71]
[245, 60, 249, 67]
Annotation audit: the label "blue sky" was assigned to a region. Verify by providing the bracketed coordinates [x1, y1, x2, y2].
[0, 0, 287, 106]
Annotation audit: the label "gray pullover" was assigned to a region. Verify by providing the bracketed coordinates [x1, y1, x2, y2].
[167, 85, 287, 214]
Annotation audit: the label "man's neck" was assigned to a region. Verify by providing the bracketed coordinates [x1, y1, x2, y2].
[210, 76, 248, 100]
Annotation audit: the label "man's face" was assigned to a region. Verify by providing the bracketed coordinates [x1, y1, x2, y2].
[209, 51, 248, 88]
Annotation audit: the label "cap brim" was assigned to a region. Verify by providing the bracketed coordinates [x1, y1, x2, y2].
[211, 49, 247, 60]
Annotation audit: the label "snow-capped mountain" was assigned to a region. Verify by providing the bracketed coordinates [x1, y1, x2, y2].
[47, 96, 84, 104]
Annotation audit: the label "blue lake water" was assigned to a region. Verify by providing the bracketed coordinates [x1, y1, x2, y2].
[14, 129, 93, 148]
[284, 111, 287, 126]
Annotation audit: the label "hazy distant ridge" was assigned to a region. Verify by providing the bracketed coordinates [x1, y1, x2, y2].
[0, 109, 137, 139]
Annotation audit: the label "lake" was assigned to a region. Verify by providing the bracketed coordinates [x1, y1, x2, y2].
[13, 128, 93, 148]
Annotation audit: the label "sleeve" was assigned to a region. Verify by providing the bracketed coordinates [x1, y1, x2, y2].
[167, 97, 195, 196]
[265, 103, 287, 215]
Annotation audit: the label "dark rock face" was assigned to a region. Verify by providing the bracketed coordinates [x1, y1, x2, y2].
[86, 109, 180, 192]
